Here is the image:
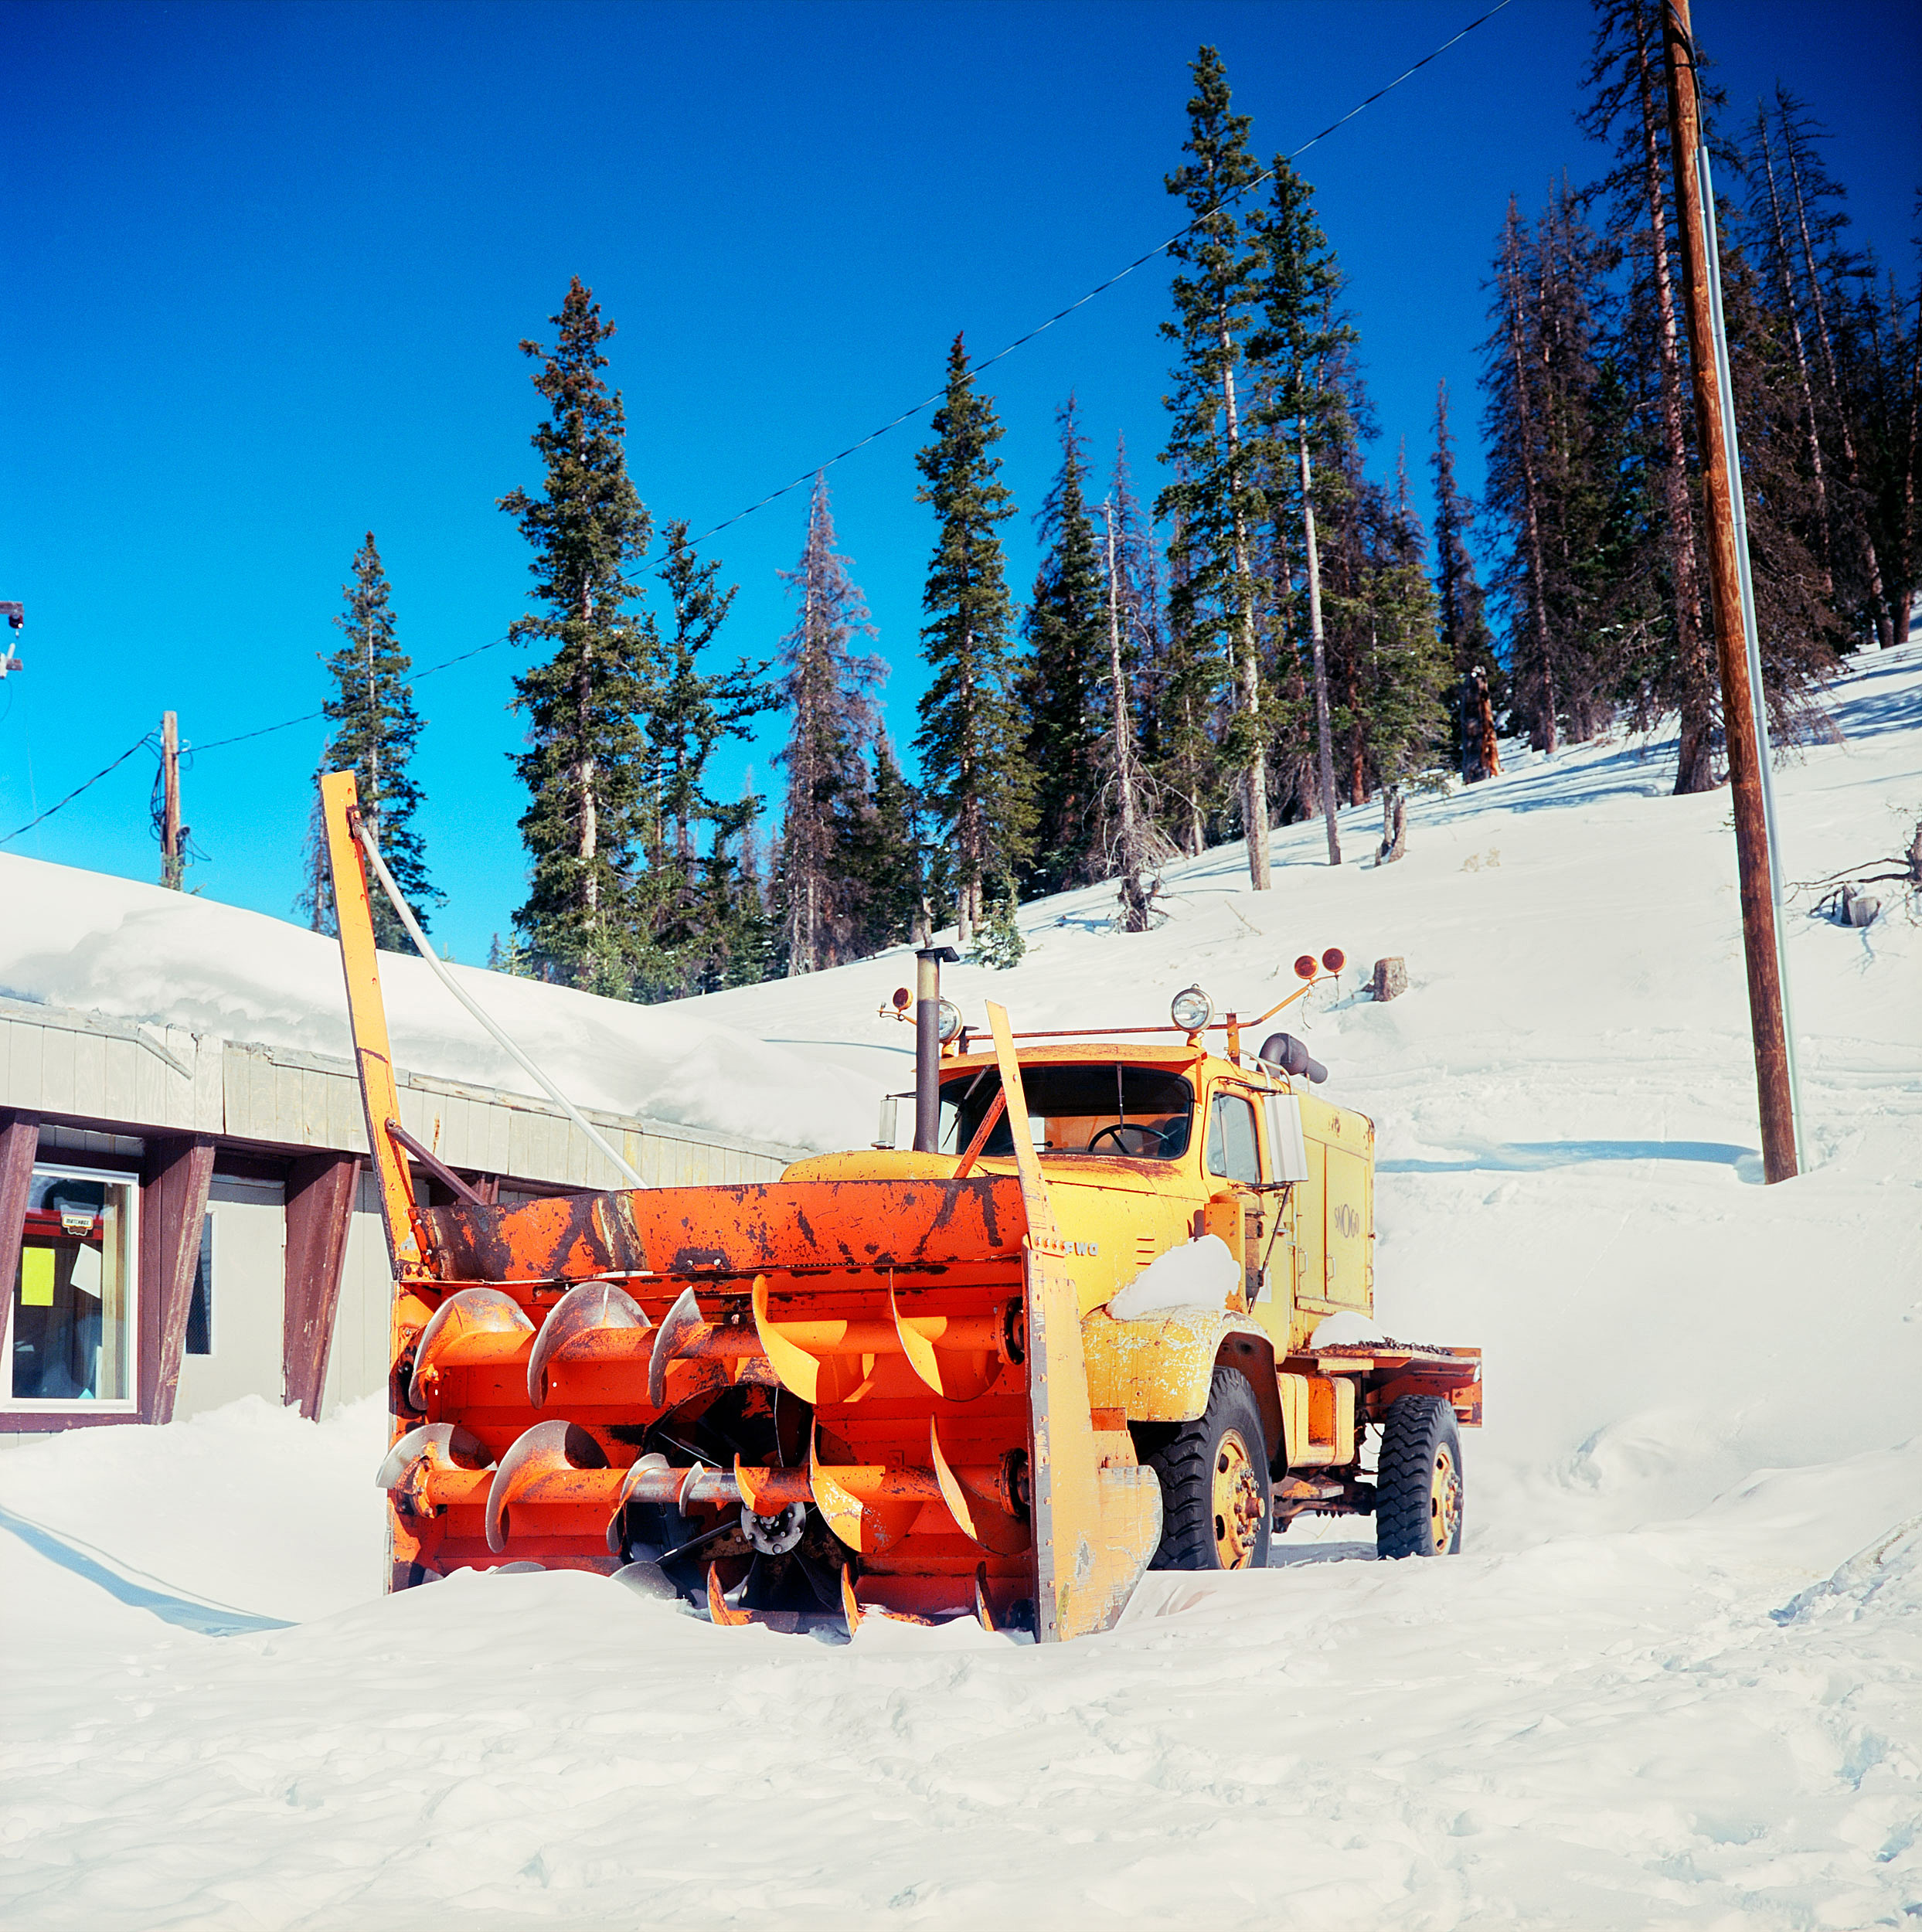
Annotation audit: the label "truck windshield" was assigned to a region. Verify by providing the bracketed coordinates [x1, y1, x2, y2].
[941, 1064, 1194, 1161]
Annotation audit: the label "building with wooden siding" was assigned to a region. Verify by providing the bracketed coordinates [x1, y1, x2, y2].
[0, 995, 802, 1434]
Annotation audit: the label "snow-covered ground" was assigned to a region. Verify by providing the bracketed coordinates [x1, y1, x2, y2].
[4, 646, 1920, 1929]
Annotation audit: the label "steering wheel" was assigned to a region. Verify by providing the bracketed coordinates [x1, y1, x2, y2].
[1087, 1121, 1172, 1156]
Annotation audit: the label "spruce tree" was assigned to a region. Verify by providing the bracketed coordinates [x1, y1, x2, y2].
[775, 474, 883, 972]
[846, 732, 924, 957]
[1158, 46, 1271, 888]
[1430, 382, 1502, 779]
[1019, 397, 1106, 896]
[632, 522, 771, 1000]
[299, 532, 437, 947]
[1144, 461, 1217, 856]
[500, 277, 655, 993]
[1579, 0, 1717, 791]
[1250, 157, 1354, 864]
[913, 335, 1033, 945]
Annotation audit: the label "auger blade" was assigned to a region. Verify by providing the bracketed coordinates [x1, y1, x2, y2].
[647, 1284, 706, 1408]
[374, 1420, 492, 1490]
[930, 1418, 1031, 1556]
[485, 1420, 610, 1553]
[526, 1279, 651, 1407]
[706, 1563, 753, 1627]
[410, 1286, 532, 1412]
[612, 1559, 682, 1603]
[890, 1278, 1003, 1402]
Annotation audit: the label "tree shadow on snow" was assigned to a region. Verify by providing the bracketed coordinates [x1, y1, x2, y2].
[1379, 1138, 1759, 1180]
[0, 1502, 292, 1637]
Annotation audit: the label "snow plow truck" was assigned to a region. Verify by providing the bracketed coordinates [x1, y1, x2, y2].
[323, 771, 1481, 1640]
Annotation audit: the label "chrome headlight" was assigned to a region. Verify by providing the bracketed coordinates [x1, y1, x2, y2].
[935, 998, 964, 1044]
[1169, 985, 1214, 1032]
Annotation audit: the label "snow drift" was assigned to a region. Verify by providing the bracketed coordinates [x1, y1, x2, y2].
[2, 646, 1920, 1928]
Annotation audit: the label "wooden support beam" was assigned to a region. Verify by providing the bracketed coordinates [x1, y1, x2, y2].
[139, 1134, 216, 1425]
[0, 1112, 37, 1289]
[283, 1154, 361, 1420]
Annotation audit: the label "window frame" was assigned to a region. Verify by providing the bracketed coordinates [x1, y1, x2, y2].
[3, 1161, 142, 1417]
[1204, 1085, 1265, 1186]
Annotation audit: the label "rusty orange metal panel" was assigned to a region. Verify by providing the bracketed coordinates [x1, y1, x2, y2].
[424, 1175, 1026, 1284]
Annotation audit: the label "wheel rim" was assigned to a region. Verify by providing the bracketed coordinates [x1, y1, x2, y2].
[1211, 1428, 1264, 1568]
[1430, 1444, 1462, 1553]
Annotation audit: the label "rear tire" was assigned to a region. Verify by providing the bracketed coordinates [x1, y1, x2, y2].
[1145, 1368, 1271, 1571]
[1376, 1395, 1464, 1559]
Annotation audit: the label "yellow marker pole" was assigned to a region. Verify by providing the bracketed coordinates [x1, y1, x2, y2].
[320, 770, 427, 1277]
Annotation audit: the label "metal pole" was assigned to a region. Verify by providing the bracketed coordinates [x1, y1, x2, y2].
[1662, 0, 1798, 1182]
[913, 945, 958, 1153]
[1696, 141, 1806, 1157]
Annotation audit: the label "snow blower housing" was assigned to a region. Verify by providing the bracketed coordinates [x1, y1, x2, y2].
[323, 770, 1481, 1639]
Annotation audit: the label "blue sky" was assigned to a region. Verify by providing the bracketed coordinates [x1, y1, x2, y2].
[4, 0, 1917, 966]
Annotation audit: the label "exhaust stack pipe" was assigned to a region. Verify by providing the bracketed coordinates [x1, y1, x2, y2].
[913, 945, 960, 1152]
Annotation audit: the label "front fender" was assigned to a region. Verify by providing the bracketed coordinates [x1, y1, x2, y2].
[1082, 1308, 1283, 1462]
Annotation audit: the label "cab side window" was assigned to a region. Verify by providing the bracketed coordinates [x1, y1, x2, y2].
[1206, 1093, 1261, 1185]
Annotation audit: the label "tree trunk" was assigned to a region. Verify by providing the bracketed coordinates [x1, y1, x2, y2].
[1631, 1, 1714, 793]
[1298, 436, 1342, 866]
[1219, 354, 1270, 889]
[1503, 216, 1560, 753]
[1104, 505, 1151, 932]
[1757, 112, 1834, 595]
[1781, 94, 1894, 647]
[1376, 787, 1407, 863]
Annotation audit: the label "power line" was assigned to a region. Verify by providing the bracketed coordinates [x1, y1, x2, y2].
[5, 1, 1517, 832]
[688, 0, 1518, 544]
[193, 630, 518, 753]
[0, 736, 151, 846]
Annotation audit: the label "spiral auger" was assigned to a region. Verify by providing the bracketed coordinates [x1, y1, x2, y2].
[372, 1008, 1163, 1638]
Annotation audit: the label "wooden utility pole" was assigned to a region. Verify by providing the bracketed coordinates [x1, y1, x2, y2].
[1662, 0, 1798, 1182]
[160, 711, 184, 890]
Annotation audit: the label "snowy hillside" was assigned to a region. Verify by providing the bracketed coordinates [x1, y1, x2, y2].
[3, 646, 1920, 1930]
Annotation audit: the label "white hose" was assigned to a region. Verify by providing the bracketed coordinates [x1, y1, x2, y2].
[352, 821, 646, 1189]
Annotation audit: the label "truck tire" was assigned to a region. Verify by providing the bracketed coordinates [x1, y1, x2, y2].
[1145, 1367, 1271, 1571]
[1376, 1395, 1464, 1559]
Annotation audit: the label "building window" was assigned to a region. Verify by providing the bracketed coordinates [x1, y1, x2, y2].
[6, 1166, 139, 1410]
[185, 1216, 213, 1355]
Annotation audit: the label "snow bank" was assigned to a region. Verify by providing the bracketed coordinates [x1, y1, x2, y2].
[3, 648, 1920, 1927]
[0, 855, 875, 1151]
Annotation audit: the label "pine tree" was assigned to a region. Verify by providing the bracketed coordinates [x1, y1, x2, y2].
[1141, 458, 1216, 855]
[1019, 397, 1106, 895]
[774, 474, 883, 973]
[1249, 157, 1355, 863]
[500, 277, 655, 993]
[631, 522, 771, 1001]
[1481, 191, 1634, 754]
[1430, 382, 1502, 779]
[845, 731, 924, 957]
[1764, 87, 1897, 646]
[1158, 46, 1272, 888]
[1579, 0, 1717, 792]
[1097, 480, 1174, 930]
[913, 335, 1033, 946]
[298, 532, 437, 947]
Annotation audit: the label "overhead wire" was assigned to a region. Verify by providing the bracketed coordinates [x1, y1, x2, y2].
[2, 0, 1517, 844]
[0, 736, 151, 846]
